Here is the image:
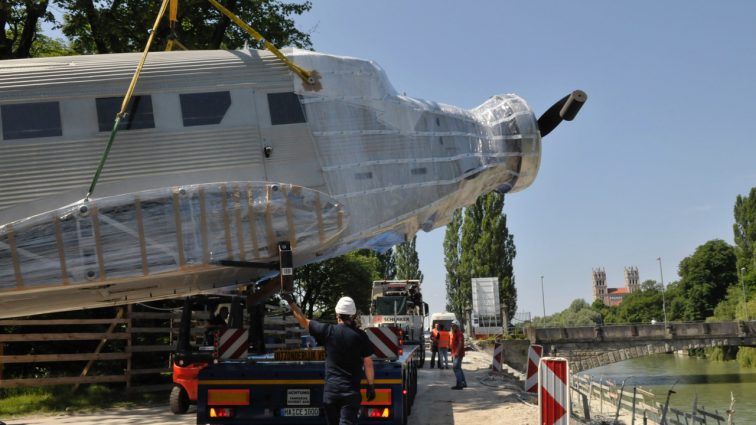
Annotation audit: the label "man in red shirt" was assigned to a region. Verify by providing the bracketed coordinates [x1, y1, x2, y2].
[450, 321, 467, 389]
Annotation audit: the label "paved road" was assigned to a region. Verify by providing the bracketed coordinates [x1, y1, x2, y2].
[4, 350, 536, 425]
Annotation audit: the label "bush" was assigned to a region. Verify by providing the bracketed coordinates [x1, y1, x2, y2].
[737, 347, 756, 368]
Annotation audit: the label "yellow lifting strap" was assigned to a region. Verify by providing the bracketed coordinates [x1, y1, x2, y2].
[86, 0, 171, 199]
[165, 0, 189, 51]
[206, 0, 316, 85]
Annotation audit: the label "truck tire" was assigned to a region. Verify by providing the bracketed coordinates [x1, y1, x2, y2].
[170, 384, 190, 414]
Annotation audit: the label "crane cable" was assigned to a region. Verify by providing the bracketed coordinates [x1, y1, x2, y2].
[85, 0, 316, 200]
[85, 0, 172, 200]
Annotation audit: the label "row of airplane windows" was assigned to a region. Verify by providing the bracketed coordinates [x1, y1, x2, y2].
[0, 91, 307, 141]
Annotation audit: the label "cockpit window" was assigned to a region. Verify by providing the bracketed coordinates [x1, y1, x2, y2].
[96, 95, 155, 131]
[180, 91, 231, 127]
[267, 92, 306, 125]
[1, 102, 62, 140]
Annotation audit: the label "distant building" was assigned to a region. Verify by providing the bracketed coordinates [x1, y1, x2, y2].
[592, 267, 640, 306]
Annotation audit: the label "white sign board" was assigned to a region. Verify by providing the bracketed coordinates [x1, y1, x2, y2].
[471, 277, 502, 334]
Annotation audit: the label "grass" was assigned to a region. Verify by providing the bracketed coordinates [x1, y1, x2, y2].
[0, 385, 165, 417]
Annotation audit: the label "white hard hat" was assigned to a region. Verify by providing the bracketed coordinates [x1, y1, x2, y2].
[335, 296, 357, 315]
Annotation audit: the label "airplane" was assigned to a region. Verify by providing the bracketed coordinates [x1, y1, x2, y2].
[0, 47, 585, 318]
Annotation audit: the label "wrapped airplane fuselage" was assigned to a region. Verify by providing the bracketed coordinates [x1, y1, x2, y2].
[0, 48, 541, 317]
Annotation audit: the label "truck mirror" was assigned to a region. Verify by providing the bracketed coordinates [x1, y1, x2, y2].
[423, 302, 429, 317]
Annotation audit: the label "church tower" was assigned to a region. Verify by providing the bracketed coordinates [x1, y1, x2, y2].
[625, 266, 640, 293]
[592, 268, 607, 302]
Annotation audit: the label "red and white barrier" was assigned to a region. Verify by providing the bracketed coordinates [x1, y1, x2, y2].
[365, 326, 401, 359]
[218, 328, 249, 360]
[492, 342, 503, 372]
[524, 344, 543, 393]
[538, 357, 570, 425]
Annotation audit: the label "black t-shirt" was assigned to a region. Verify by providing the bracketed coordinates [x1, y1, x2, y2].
[308, 320, 373, 395]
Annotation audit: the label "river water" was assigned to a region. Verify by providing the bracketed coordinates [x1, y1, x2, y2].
[585, 354, 756, 423]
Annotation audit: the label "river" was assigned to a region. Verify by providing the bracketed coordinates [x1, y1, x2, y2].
[586, 354, 756, 423]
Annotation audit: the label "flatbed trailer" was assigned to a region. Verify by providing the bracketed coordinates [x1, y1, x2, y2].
[196, 345, 419, 425]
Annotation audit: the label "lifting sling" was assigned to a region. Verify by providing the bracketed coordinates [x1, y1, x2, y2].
[86, 0, 315, 199]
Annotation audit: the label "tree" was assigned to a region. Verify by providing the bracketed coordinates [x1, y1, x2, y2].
[674, 239, 737, 320]
[55, 0, 312, 54]
[443, 192, 517, 324]
[444, 209, 464, 317]
[374, 247, 396, 280]
[1, 0, 55, 59]
[734, 187, 756, 274]
[533, 299, 602, 327]
[293, 251, 379, 320]
[393, 236, 423, 281]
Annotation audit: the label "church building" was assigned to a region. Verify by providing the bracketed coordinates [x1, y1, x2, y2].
[592, 267, 640, 306]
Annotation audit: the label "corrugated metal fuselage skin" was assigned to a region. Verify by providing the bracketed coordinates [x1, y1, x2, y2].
[196, 347, 418, 425]
[0, 49, 541, 317]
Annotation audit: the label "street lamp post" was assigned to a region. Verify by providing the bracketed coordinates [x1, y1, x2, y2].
[657, 257, 668, 325]
[741, 267, 750, 321]
[540, 275, 546, 318]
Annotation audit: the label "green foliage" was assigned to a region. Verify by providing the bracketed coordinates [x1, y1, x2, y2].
[603, 285, 665, 324]
[532, 299, 602, 327]
[673, 239, 737, 321]
[0, 385, 162, 416]
[293, 251, 379, 320]
[2, 0, 311, 59]
[27, 33, 76, 57]
[374, 247, 396, 280]
[393, 236, 423, 281]
[733, 187, 756, 273]
[55, 0, 312, 54]
[737, 347, 756, 368]
[444, 192, 517, 324]
[1, 0, 55, 59]
[706, 346, 738, 362]
[710, 286, 737, 321]
[444, 209, 464, 316]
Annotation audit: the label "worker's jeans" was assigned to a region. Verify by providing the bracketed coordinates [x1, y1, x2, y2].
[430, 346, 438, 368]
[438, 347, 449, 368]
[323, 392, 361, 425]
[452, 357, 466, 387]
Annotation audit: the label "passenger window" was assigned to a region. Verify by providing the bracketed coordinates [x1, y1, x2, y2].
[96, 95, 155, 131]
[267, 92, 306, 125]
[411, 167, 428, 175]
[1, 102, 62, 140]
[180, 91, 231, 126]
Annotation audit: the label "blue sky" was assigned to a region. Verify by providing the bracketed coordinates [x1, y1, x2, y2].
[293, 1, 756, 318]
[40, 1, 756, 318]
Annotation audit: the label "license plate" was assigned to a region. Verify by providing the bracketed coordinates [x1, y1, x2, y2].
[287, 389, 310, 406]
[281, 407, 320, 416]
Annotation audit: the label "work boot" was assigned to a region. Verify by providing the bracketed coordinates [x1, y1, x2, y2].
[450, 385, 463, 390]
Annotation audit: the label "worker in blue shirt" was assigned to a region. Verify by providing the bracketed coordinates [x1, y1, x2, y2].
[283, 294, 376, 425]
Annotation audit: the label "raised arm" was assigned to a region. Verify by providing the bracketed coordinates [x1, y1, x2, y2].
[282, 294, 310, 330]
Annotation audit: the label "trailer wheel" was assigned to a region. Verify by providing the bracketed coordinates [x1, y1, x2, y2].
[170, 384, 190, 414]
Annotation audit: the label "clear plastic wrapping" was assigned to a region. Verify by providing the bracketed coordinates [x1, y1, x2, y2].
[0, 48, 542, 313]
[289, 50, 541, 251]
[0, 182, 346, 291]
